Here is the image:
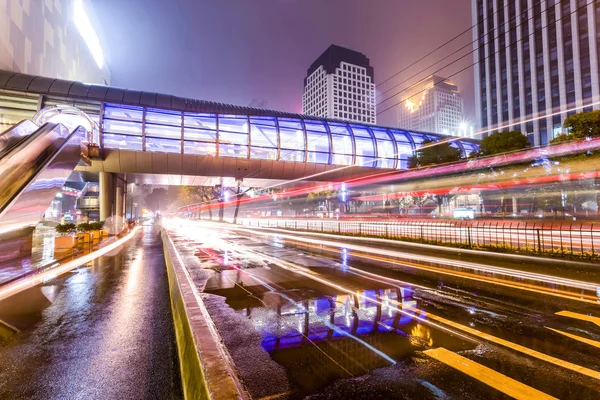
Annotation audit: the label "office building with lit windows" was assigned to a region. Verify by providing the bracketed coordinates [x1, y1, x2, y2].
[472, 0, 600, 146]
[397, 75, 467, 136]
[302, 45, 376, 124]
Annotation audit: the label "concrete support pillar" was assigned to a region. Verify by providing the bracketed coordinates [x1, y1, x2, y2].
[99, 172, 114, 222]
[116, 185, 124, 219]
[512, 197, 518, 215]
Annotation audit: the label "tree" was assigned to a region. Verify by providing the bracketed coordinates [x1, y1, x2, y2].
[178, 186, 219, 219]
[348, 197, 364, 214]
[564, 110, 600, 138]
[551, 110, 600, 217]
[144, 188, 168, 212]
[408, 139, 463, 168]
[477, 130, 531, 156]
[306, 190, 340, 213]
[550, 110, 600, 144]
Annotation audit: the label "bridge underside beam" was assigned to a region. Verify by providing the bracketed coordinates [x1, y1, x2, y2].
[75, 149, 391, 184]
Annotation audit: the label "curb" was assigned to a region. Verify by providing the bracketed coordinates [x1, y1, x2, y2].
[161, 229, 247, 400]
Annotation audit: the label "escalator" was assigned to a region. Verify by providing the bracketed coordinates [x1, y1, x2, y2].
[0, 121, 87, 262]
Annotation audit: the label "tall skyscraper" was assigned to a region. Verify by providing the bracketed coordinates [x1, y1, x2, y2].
[302, 45, 376, 124]
[472, 0, 600, 146]
[397, 75, 466, 136]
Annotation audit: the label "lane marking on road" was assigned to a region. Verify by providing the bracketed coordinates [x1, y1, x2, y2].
[423, 347, 557, 400]
[556, 311, 600, 327]
[405, 305, 600, 381]
[545, 327, 600, 349]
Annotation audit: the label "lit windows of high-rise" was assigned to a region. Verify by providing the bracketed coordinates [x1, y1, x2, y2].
[472, 0, 600, 145]
[302, 45, 376, 124]
[397, 76, 466, 137]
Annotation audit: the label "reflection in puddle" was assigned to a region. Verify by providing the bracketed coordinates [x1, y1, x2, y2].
[410, 324, 433, 347]
[229, 287, 469, 395]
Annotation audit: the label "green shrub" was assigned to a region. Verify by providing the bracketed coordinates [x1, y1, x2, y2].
[77, 223, 92, 232]
[89, 221, 105, 231]
[55, 223, 76, 235]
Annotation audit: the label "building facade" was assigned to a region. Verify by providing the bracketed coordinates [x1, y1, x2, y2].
[0, 0, 110, 85]
[472, 0, 600, 146]
[302, 45, 376, 124]
[397, 75, 466, 136]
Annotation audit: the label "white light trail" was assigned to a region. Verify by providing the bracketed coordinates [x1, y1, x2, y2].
[0, 228, 139, 302]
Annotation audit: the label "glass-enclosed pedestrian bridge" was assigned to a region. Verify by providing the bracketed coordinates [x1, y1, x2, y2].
[0, 70, 479, 172]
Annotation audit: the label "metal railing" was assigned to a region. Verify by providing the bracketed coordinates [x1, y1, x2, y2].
[230, 218, 599, 257]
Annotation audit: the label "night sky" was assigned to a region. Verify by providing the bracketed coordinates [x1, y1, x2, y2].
[91, 0, 474, 127]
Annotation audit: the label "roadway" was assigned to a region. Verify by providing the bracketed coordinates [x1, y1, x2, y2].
[165, 218, 600, 400]
[0, 225, 182, 399]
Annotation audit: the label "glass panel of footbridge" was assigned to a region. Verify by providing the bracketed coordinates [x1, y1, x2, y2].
[304, 120, 330, 164]
[278, 118, 306, 163]
[218, 115, 249, 158]
[351, 125, 376, 168]
[250, 116, 278, 160]
[183, 113, 217, 156]
[389, 129, 415, 170]
[102, 104, 143, 151]
[145, 108, 182, 153]
[370, 127, 396, 169]
[328, 122, 353, 166]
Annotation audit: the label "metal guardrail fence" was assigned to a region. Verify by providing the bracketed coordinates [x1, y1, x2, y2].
[231, 218, 599, 256]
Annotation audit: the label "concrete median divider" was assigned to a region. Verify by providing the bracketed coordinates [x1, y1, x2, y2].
[161, 230, 247, 400]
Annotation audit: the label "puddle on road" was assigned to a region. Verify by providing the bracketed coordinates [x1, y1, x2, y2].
[203, 258, 473, 397]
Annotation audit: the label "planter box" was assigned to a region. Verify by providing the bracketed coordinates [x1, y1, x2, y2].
[91, 230, 102, 241]
[76, 232, 91, 244]
[55, 236, 76, 254]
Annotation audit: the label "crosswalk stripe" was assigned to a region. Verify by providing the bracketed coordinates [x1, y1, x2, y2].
[424, 347, 557, 400]
[546, 327, 600, 349]
[556, 311, 600, 328]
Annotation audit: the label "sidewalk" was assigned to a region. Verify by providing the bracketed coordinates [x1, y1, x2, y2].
[0, 226, 182, 399]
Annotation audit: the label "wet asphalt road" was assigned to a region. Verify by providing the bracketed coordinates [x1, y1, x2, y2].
[167, 219, 600, 400]
[0, 226, 182, 399]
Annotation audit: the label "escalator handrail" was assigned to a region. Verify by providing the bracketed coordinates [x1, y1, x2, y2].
[0, 124, 86, 219]
[0, 120, 39, 159]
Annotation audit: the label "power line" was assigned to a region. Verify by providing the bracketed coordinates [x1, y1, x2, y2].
[377, 0, 511, 89]
[377, 0, 537, 108]
[376, 0, 597, 119]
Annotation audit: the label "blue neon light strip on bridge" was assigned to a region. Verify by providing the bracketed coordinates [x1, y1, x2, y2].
[101, 103, 478, 170]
